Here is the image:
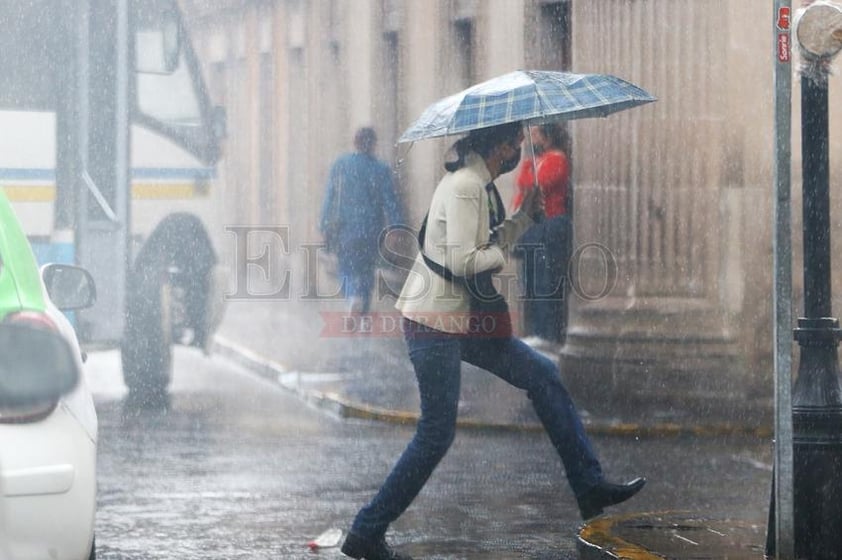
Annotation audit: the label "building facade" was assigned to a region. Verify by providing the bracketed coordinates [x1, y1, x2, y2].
[180, 0, 842, 426]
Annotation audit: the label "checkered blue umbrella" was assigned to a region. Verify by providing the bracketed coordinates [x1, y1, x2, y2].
[399, 70, 656, 143]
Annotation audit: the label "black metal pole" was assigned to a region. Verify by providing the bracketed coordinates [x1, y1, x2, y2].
[790, 72, 842, 560]
[801, 78, 832, 319]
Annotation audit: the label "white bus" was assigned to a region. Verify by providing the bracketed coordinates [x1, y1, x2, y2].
[0, 110, 218, 254]
[0, 0, 225, 396]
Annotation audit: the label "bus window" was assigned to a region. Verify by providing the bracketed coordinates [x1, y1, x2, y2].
[132, 0, 220, 165]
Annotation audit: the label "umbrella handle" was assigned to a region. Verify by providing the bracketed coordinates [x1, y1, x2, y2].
[526, 125, 544, 223]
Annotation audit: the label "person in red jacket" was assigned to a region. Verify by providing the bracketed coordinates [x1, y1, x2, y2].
[513, 124, 569, 218]
[512, 123, 572, 344]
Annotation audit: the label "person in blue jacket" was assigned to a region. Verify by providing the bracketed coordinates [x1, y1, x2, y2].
[320, 127, 404, 313]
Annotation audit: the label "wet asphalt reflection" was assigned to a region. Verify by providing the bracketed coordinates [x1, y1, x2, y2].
[86, 348, 772, 559]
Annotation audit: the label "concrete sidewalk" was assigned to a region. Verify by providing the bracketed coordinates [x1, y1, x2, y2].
[212, 286, 773, 559]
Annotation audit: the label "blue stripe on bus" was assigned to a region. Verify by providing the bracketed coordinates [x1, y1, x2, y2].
[0, 167, 215, 181]
[132, 167, 216, 180]
[0, 169, 54, 180]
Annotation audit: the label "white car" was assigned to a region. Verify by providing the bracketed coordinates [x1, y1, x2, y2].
[0, 190, 98, 559]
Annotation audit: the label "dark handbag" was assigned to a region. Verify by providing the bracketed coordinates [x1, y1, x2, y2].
[463, 272, 512, 337]
[417, 216, 512, 338]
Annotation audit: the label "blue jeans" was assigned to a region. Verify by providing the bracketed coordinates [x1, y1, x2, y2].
[349, 322, 603, 539]
[337, 238, 377, 313]
[515, 215, 570, 342]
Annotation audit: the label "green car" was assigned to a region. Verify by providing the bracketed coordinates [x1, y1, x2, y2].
[0, 189, 48, 320]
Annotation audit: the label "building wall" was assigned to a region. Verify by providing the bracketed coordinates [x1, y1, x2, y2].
[180, 0, 842, 422]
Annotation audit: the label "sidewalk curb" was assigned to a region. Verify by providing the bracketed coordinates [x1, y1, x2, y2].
[212, 336, 773, 439]
[576, 512, 767, 560]
[577, 513, 664, 560]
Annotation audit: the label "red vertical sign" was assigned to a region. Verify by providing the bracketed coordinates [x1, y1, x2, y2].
[777, 6, 792, 62]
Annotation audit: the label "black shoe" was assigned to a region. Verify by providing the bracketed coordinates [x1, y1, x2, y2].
[576, 477, 646, 520]
[341, 532, 413, 560]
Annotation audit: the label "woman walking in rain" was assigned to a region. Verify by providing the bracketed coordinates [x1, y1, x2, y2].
[341, 122, 645, 560]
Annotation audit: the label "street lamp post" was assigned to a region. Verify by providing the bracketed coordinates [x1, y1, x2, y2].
[785, 3, 842, 558]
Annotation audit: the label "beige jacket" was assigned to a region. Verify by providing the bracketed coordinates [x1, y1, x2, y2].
[396, 152, 535, 333]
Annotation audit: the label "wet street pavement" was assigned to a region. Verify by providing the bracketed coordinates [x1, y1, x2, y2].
[85, 346, 773, 559]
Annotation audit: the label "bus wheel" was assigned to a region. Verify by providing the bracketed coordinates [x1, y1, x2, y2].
[121, 280, 173, 396]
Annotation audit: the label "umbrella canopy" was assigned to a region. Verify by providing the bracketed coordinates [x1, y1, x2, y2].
[399, 70, 656, 143]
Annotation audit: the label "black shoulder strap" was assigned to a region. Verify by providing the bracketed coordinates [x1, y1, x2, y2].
[486, 182, 505, 226]
[417, 212, 500, 303]
[418, 214, 458, 282]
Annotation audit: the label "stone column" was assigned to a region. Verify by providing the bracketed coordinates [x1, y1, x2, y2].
[559, 0, 765, 425]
